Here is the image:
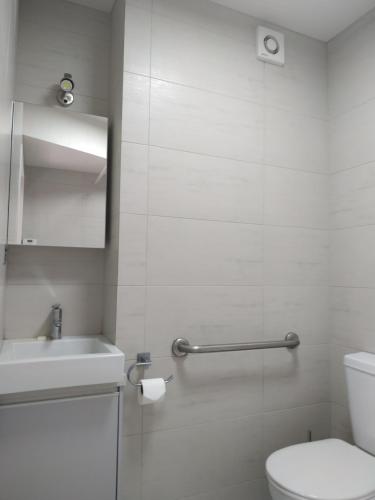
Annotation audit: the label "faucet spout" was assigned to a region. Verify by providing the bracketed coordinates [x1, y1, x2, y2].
[50, 304, 62, 339]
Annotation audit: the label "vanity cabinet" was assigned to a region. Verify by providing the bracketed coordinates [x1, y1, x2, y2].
[0, 392, 119, 500]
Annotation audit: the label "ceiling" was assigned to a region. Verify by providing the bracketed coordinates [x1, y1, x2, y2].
[211, 0, 375, 41]
[69, 0, 115, 12]
[69, 0, 375, 41]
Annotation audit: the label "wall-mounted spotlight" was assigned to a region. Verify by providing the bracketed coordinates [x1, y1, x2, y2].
[56, 73, 75, 107]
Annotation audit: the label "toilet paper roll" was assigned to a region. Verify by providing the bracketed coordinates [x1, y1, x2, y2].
[138, 378, 166, 405]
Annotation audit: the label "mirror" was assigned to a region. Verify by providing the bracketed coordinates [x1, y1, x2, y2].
[7, 102, 108, 248]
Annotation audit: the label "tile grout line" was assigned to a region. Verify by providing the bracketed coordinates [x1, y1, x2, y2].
[117, 211, 329, 231]
[122, 69, 328, 121]
[138, 400, 332, 437]
[330, 93, 375, 121]
[139, 2, 154, 499]
[260, 59, 267, 451]
[330, 159, 375, 175]
[121, 138, 330, 176]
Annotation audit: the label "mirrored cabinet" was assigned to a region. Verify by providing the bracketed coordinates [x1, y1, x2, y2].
[7, 102, 108, 249]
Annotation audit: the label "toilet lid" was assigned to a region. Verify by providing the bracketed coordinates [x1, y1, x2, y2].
[266, 439, 375, 500]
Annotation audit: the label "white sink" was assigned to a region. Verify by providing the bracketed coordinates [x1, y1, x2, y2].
[0, 336, 125, 395]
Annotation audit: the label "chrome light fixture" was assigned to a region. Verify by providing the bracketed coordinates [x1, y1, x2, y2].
[56, 73, 75, 107]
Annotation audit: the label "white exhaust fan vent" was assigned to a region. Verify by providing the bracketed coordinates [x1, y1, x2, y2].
[256, 26, 285, 66]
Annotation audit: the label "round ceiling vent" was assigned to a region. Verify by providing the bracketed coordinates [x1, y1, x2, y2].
[264, 35, 280, 55]
[256, 26, 285, 66]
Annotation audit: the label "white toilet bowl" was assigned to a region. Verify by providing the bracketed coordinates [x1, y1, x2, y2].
[267, 352, 375, 500]
[266, 439, 375, 500]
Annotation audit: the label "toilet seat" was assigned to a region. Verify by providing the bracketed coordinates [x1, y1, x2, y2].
[266, 439, 375, 500]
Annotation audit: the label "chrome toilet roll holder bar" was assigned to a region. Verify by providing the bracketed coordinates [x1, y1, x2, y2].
[126, 352, 174, 389]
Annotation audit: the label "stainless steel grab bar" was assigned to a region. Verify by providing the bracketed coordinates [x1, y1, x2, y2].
[171, 332, 300, 357]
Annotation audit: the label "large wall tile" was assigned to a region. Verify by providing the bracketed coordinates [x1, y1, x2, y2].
[331, 287, 375, 352]
[265, 167, 327, 228]
[263, 479, 273, 500]
[331, 163, 375, 228]
[149, 79, 263, 162]
[126, 0, 152, 10]
[5, 284, 103, 338]
[153, 0, 258, 43]
[142, 352, 263, 432]
[118, 214, 147, 285]
[147, 216, 263, 285]
[330, 402, 353, 443]
[331, 226, 375, 287]
[122, 360, 143, 437]
[118, 434, 142, 500]
[16, 0, 110, 115]
[0, 283, 4, 333]
[263, 345, 329, 411]
[108, 125, 123, 223]
[330, 344, 355, 407]
[148, 147, 263, 223]
[15, 82, 108, 116]
[116, 286, 146, 358]
[328, 11, 375, 117]
[120, 142, 148, 215]
[145, 285, 263, 357]
[151, 13, 263, 103]
[328, 9, 375, 62]
[263, 403, 330, 458]
[16, 24, 109, 100]
[264, 31, 327, 119]
[264, 106, 327, 173]
[124, 3, 151, 76]
[330, 99, 375, 172]
[329, 55, 375, 118]
[104, 243, 119, 287]
[264, 286, 329, 345]
[264, 226, 328, 286]
[102, 284, 117, 343]
[6, 247, 104, 285]
[122, 72, 150, 144]
[178, 479, 264, 500]
[19, 0, 110, 40]
[141, 415, 263, 500]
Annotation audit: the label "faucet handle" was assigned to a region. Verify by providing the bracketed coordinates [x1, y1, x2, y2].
[51, 304, 62, 323]
[50, 304, 62, 339]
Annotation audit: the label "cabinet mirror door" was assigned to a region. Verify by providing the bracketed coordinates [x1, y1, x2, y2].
[8, 102, 108, 248]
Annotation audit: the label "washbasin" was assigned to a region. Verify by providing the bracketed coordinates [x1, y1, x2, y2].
[11, 336, 113, 359]
[0, 336, 125, 395]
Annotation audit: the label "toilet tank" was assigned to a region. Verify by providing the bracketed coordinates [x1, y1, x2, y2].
[345, 352, 375, 455]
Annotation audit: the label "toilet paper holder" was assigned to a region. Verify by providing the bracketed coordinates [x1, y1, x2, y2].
[126, 352, 174, 389]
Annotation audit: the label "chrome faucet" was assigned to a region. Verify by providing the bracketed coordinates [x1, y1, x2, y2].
[50, 304, 62, 339]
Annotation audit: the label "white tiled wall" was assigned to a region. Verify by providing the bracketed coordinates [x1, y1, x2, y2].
[15, 0, 110, 116]
[328, 7, 375, 441]
[6, 0, 374, 496]
[4, 0, 110, 340]
[5, 246, 104, 339]
[0, 0, 18, 342]
[117, 1, 329, 499]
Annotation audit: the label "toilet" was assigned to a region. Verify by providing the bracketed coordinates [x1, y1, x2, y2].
[266, 352, 375, 500]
